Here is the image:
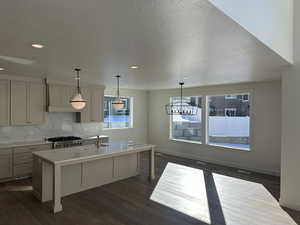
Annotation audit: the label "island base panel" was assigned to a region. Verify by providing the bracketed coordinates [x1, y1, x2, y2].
[33, 152, 140, 202]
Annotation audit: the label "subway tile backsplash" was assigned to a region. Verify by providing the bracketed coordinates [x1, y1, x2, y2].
[0, 113, 103, 144]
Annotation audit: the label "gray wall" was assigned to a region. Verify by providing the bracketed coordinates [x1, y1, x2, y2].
[148, 81, 281, 175]
[0, 88, 148, 144]
[280, 0, 300, 211]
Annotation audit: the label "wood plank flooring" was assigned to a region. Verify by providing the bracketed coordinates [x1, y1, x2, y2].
[0, 152, 299, 225]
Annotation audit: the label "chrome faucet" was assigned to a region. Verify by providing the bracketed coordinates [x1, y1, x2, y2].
[96, 135, 100, 148]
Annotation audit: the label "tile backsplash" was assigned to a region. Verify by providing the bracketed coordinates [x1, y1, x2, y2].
[0, 113, 103, 144]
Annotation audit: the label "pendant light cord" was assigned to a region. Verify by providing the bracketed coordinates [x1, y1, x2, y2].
[116, 75, 121, 99]
[179, 82, 184, 114]
[75, 68, 81, 94]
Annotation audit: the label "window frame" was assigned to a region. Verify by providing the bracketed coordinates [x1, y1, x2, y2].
[205, 92, 252, 151]
[169, 96, 203, 144]
[168, 90, 253, 152]
[103, 95, 134, 130]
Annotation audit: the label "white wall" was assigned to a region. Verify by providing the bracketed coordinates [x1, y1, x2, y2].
[280, 0, 300, 211]
[102, 88, 148, 143]
[148, 81, 281, 175]
[209, 0, 293, 63]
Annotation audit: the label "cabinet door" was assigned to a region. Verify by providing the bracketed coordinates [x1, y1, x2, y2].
[0, 79, 10, 126]
[82, 158, 113, 188]
[90, 88, 104, 122]
[28, 82, 45, 124]
[0, 149, 12, 179]
[114, 153, 138, 179]
[11, 80, 28, 125]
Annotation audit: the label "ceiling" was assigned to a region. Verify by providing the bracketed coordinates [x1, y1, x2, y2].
[0, 0, 290, 89]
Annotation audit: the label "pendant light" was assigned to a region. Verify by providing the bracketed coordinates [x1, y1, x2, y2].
[112, 75, 125, 110]
[165, 82, 198, 115]
[70, 68, 87, 110]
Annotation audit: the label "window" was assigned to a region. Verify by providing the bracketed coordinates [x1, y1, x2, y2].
[103, 96, 132, 129]
[207, 93, 250, 150]
[170, 96, 202, 143]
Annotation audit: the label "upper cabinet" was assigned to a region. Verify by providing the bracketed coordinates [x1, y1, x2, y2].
[47, 80, 75, 112]
[0, 79, 10, 126]
[11, 80, 45, 125]
[77, 86, 105, 123]
[28, 82, 45, 124]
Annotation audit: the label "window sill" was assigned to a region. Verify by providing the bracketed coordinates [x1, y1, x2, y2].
[207, 143, 250, 152]
[169, 139, 251, 152]
[102, 127, 133, 131]
[170, 138, 202, 145]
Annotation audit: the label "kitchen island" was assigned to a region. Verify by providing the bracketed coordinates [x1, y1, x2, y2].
[32, 141, 155, 213]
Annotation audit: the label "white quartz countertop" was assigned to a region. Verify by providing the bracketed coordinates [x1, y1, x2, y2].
[33, 141, 154, 165]
[0, 140, 52, 149]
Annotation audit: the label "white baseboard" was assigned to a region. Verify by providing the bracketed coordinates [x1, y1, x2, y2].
[280, 199, 300, 212]
[156, 149, 280, 176]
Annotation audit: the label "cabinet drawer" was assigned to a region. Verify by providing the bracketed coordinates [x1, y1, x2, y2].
[14, 163, 32, 177]
[14, 152, 33, 165]
[0, 156, 12, 179]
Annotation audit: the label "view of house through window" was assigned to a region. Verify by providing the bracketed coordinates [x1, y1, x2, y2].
[207, 93, 250, 150]
[170, 96, 202, 142]
[103, 96, 132, 129]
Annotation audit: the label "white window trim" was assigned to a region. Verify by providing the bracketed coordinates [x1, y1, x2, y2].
[168, 91, 253, 152]
[103, 95, 134, 130]
[169, 96, 203, 143]
[206, 93, 251, 151]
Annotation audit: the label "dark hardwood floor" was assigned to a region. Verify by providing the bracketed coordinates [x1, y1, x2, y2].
[0, 152, 299, 225]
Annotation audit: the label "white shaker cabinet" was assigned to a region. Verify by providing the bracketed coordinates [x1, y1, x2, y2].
[28, 82, 45, 124]
[0, 149, 12, 179]
[11, 80, 28, 125]
[11, 80, 45, 125]
[78, 86, 104, 123]
[0, 79, 10, 126]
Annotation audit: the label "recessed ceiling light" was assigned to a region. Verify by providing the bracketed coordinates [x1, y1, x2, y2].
[0, 68, 4, 71]
[31, 43, 44, 49]
[129, 65, 139, 69]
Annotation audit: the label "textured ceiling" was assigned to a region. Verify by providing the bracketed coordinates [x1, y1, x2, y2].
[0, 0, 289, 89]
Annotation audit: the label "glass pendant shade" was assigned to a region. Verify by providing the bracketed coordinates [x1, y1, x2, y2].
[111, 75, 124, 110]
[70, 68, 87, 110]
[70, 93, 86, 110]
[112, 100, 125, 110]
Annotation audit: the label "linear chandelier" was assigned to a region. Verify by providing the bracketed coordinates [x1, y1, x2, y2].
[165, 82, 198, 116]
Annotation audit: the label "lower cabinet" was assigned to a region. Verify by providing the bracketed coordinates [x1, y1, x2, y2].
[113, 153, 139, 179]
[82, 157, 114, 188]
[13, 144, 51, 177]
[0, 149, 12, 179]
[35, 153, 139, 202]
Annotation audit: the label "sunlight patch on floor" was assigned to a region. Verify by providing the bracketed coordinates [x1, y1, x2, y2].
[150, 162, 297, 225]
[5, 185, 33, 192]
[212, 173, 297, 225]
[150, 163, 211, 224]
